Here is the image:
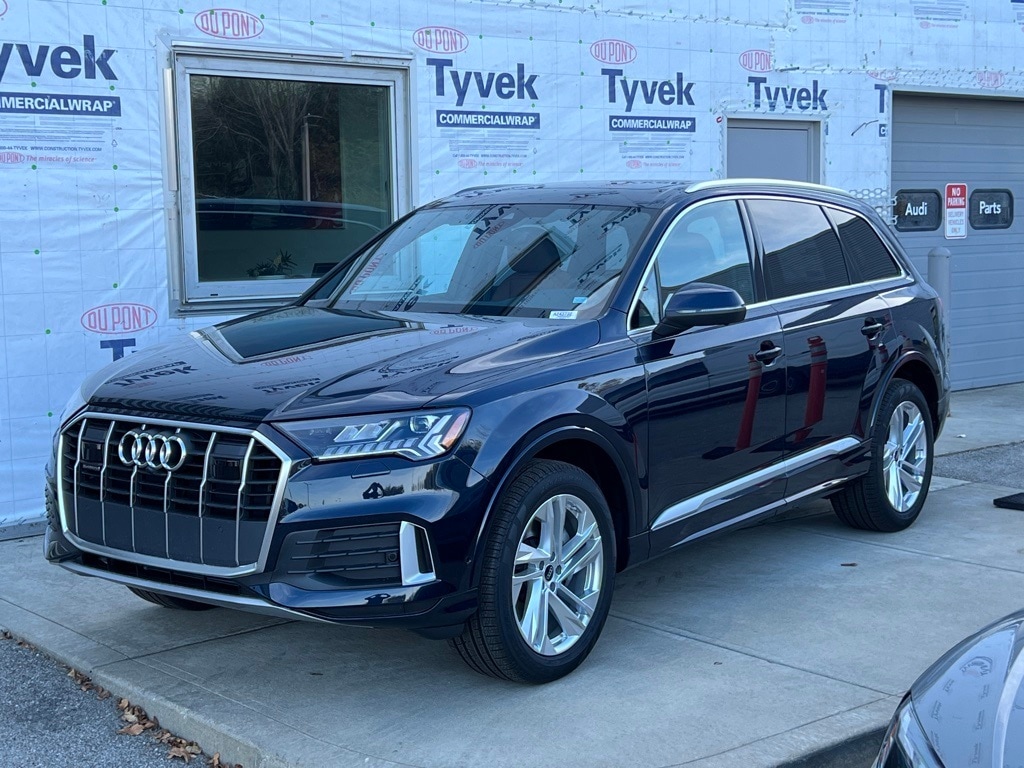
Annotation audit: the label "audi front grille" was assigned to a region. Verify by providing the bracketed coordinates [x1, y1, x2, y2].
[58, 414, 290, 576]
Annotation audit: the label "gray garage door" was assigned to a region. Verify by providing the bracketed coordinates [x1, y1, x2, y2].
[892, 93, 1024, 390]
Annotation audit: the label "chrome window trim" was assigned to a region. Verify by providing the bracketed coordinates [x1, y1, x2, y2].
[650, 436, 861, 531]
[56, 412, 293, 579]
[626, 193, 913, 333]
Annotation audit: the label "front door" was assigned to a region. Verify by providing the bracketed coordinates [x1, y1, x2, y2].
[631, 199, 788, 552]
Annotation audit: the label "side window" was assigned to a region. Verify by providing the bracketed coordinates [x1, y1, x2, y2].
[748, 200, 850, 300]
[634, 201, 754, 329]
[827, 208, 902, 282]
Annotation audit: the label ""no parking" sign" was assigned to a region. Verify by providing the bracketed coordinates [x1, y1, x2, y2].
[944, 183, 967, 239]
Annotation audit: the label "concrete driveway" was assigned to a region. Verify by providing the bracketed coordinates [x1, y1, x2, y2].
[1, 384, 1022, 768]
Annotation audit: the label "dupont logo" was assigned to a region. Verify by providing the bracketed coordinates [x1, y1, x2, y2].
[626, 159, 643, 169]
[590, 39, 636, 65]
[868, 70, 898, 81]
[195, 9, 264, 40]
[976, 70, 1004, 88]
[458, 158, 478, 169]
[0, 151, 25, 163]
[739, 49, 772, 72]
[81, 303, 158, 335]
[413, 26, 468, 54]
[0, 1, 7, 18]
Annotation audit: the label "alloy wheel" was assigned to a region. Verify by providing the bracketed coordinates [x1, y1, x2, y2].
[883, 401, 928, 512]
[511, 493, 604, 656]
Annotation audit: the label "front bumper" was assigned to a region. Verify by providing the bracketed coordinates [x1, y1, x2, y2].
[45, 425, 493, 634]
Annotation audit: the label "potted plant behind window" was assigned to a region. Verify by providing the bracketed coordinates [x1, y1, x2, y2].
[247, 249, 296, 279]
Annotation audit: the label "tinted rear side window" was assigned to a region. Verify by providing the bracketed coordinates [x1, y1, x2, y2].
[828, 208, 902, 282]
[747, 199, 850, 300]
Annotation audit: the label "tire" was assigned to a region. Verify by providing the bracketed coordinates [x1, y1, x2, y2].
[127, 586, 216, 611]
[831, 379, 934, 532]
[449, 459, 616, 683]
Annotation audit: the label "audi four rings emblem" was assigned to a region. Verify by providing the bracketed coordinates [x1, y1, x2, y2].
[118, 431, 190, 471]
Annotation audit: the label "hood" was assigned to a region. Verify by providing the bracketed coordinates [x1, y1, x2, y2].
[910, 610, 1024, 766]
[82, 306, 599, 423]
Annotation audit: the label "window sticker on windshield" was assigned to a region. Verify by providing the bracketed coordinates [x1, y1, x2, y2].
[573, 296, 588, 304]
[549, 310, 578, 319]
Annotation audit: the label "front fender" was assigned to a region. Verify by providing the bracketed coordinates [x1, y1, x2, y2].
[455, 388, 643, 590]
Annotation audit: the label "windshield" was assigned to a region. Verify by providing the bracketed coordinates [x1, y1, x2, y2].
[319, 203, 653, 319]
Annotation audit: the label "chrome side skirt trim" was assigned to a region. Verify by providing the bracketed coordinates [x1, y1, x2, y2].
[60, 561, 328, 624]
[670, 476, 852, 549]
[651, 437, 861, 531]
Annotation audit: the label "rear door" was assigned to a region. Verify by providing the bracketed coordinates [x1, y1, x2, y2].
[635, 199, 788, 552]
[745, 198, 898, 496]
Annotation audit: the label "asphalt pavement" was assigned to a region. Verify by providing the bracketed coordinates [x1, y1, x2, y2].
[0, 636, 171, 768]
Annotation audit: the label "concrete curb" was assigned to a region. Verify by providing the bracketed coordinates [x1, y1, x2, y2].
[0, 602, 401, 768]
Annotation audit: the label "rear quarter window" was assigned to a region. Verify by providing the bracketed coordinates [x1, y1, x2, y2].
[828, 208, 902, 283]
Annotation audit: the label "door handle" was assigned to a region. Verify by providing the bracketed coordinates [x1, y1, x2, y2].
[754, 345, 784, 364]
[861, 320, 885, 338]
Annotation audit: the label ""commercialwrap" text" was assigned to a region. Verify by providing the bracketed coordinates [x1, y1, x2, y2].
[436, 109, 541, 129]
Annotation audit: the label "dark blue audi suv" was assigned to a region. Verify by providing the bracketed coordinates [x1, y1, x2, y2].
[46, 180, 949, 682]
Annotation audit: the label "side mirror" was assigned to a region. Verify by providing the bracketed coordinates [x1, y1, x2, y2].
[652, 283, 747, 338]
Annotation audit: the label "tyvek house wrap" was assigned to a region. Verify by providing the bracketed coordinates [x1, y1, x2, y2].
[0, 0, 1019, 533]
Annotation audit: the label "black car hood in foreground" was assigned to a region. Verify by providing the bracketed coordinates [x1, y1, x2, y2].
[81, 306, 599, 423]
[911, 610, 1024, 766]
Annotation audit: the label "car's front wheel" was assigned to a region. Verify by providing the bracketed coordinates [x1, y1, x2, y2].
[449, 459, 615, 683]
[831, 378, 934, 532]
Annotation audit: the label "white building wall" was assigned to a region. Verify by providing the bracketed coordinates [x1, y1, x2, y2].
[1, 0, 1021, 532]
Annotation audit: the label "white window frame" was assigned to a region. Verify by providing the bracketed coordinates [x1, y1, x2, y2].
[167, 45, 411, 314]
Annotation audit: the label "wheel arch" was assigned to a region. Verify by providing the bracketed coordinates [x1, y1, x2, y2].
[870, 352, 942, 434]
[467, 424, 639, 588]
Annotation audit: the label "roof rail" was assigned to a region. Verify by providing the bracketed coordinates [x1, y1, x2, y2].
[685, 178, 849, 195]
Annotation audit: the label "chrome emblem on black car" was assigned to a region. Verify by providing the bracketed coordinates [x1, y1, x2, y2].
[117, 430, 190, 471]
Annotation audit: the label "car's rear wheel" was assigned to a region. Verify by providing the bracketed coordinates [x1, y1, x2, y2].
[831, 379, 934, 532]
[449, 459, 615, 683]
[127, 587, 216, 611]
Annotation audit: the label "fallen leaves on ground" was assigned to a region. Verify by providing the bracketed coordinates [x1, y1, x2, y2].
[112, 698, 243, 766]
[19, 649, 244, 767]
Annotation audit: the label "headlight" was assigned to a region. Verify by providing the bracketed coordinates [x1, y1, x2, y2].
[277, 409, 470, 462]
[874, 695, 941, 768]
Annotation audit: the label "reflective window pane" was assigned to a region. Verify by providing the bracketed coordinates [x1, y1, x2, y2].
[655, 200, 755, 306]
[828, 208, 901, 282]
[190, 75, 393, 283]
[749, 200, 850, 299]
